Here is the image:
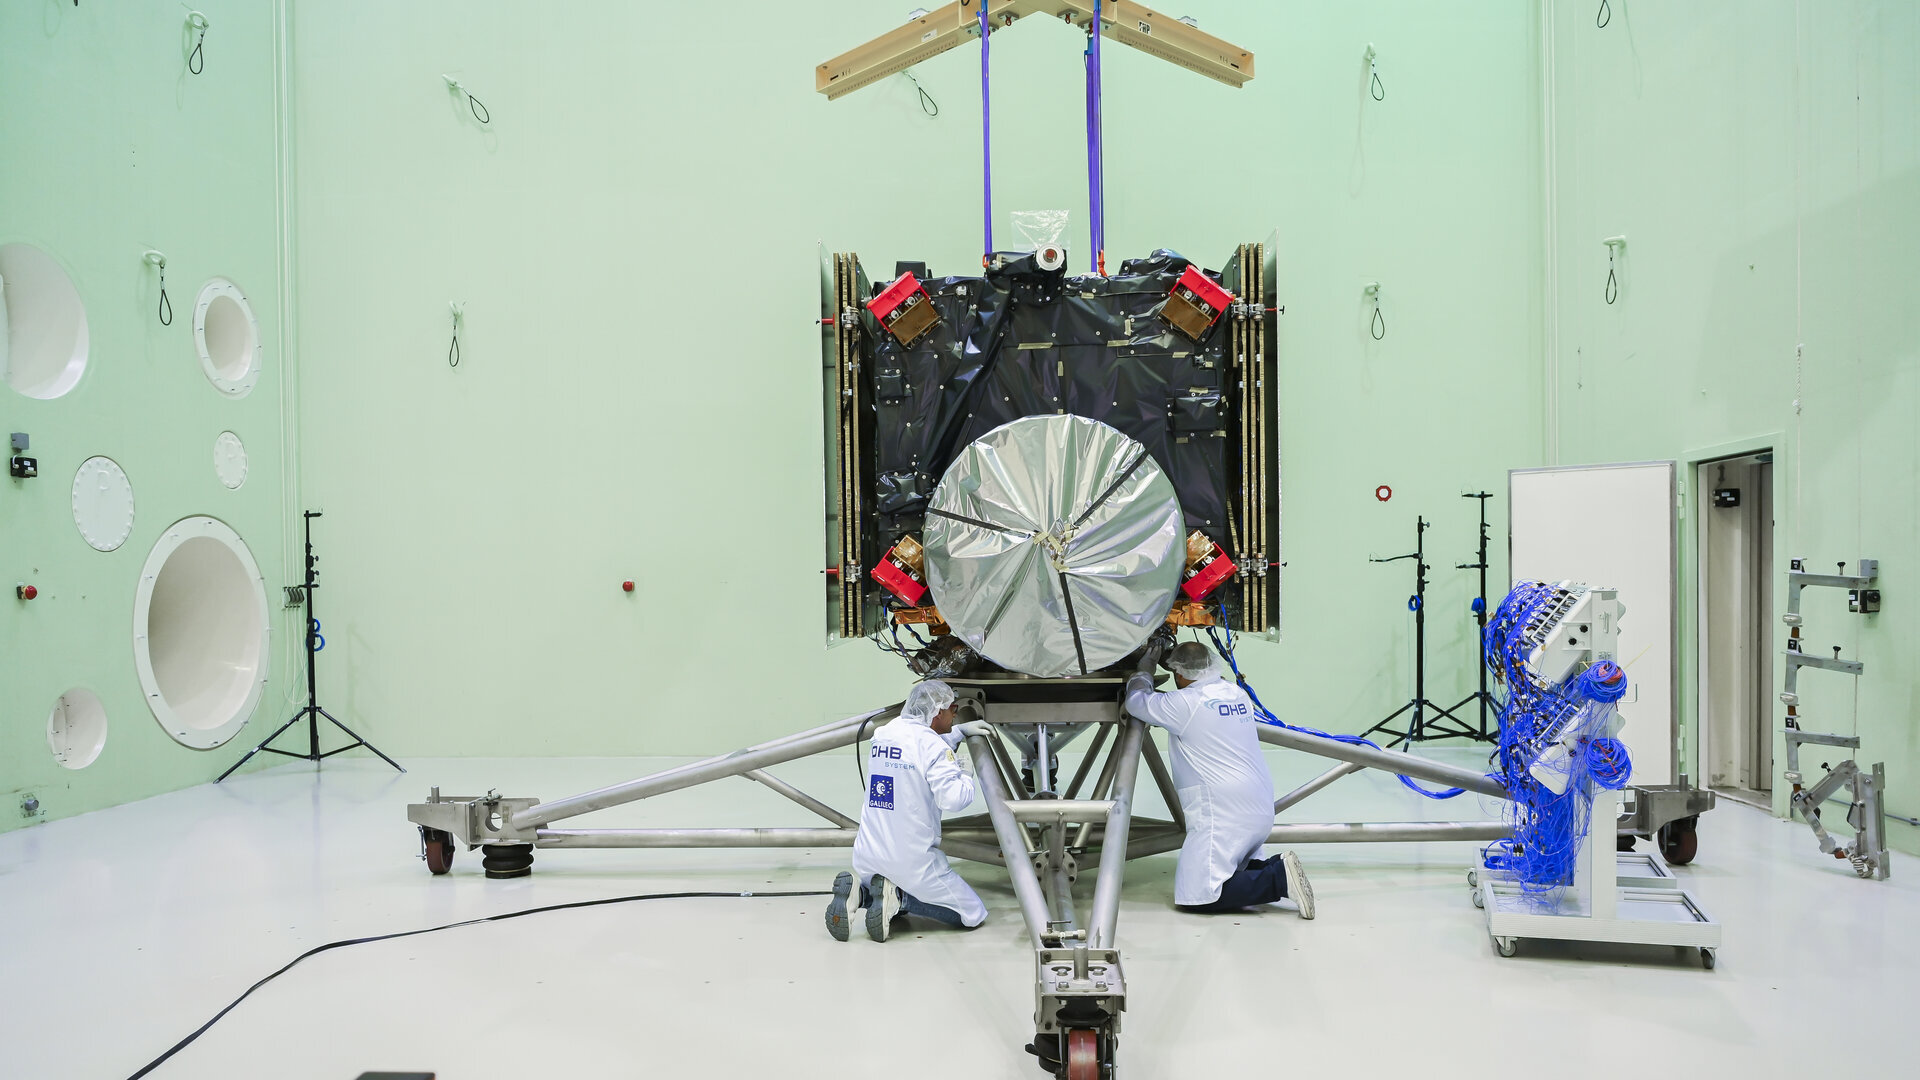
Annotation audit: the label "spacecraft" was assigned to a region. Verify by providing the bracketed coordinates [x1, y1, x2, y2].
[824, 244, 1280, 681]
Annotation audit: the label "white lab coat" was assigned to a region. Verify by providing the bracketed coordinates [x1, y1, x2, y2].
[1125, 672, 1276, 906]
[851, 714, 988, 926]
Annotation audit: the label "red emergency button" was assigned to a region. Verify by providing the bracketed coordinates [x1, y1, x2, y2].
[16, 584, 37, 600]
[621, 580, 635, 593]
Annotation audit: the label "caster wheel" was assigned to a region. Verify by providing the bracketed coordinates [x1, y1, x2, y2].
[420, 827, 455, 875]
[1064, 1029, 1099, 1080]
[1617, 833, 1638, 852]
[1466, 869, 1479, 888]
[1658, 820, 1699, 865]
[1471, 889, 1484, 909]
[1700, 948, 1716, 970]
[1494, 936, 1518, 958]
[482, 842, 535, 879]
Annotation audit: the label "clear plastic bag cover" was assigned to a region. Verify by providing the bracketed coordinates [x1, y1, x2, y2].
[1010, 209, 1070, 252]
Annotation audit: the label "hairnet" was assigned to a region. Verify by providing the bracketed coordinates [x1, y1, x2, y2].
[901, 679, 958, 723]
[1165, 641, 1217, 681]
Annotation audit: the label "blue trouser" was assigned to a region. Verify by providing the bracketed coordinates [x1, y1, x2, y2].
[1176, 854, 1289, 914]
[861, 881, 971, 928]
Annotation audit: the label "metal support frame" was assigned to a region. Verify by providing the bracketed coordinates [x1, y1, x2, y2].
[1778, 556, 1890, 879]
[1475, 788, 1722, 966]
[1785, 732, 1890, 880]
[406, 676, 1586, 1073]
[1254, 721, 1508, 798]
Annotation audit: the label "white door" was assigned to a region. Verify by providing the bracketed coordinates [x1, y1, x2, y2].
[1510, 462, 1678, 785]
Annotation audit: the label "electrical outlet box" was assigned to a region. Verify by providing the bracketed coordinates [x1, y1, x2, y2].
[9, 432, 27, 452]
[9, 456, 37, 479]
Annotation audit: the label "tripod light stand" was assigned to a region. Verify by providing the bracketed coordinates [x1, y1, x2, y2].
[217, 511, 403, 782]
[1360, 514, 1489, 746]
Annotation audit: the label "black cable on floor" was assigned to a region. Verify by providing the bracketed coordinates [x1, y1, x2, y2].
[125, 888, 833, 1080]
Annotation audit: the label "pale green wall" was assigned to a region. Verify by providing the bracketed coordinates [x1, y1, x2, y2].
[25, 1, 1909, 855]
[0, 2, 300, 831]
[1544, 1, 1918, 848]
[15, 3, 1907, 850]
[289, 0, 1545, 756]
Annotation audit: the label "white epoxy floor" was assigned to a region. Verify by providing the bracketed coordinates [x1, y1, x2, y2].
[3, 744, 1916, 1080]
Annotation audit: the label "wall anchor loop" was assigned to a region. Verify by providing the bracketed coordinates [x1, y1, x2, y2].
[442, 75, 490, 125]
[186, 10, 209, 75]
[903, 70, 938, 116]
[143, 249, 171, 326]
[1603, 236, 1626, 305]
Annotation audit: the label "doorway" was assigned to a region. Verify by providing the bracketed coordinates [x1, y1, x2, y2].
[1698, 451, 1774, 806]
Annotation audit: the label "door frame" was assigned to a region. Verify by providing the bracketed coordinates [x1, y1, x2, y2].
[1683, 432, 1788, 807]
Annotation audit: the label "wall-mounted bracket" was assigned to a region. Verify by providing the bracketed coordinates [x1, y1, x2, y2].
[1785, 557, 1878, 618]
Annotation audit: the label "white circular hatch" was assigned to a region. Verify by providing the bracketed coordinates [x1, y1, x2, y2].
[47, 688, 109, 770]
[134, 516, 270, 748]
[0, 242, 91, 400]
[72, 456, 135, 551]
[214, 431, 248, 489]
[193, 278, 261, 398]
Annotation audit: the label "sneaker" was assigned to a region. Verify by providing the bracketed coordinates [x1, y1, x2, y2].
[865, 874, 902, 942]
[1282, 851, 1315, 920]
[825, 870, 859, 941]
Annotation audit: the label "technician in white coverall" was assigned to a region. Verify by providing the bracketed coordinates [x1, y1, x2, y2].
[1124, 641, 1316, 917]
[824, 680, 987, 942]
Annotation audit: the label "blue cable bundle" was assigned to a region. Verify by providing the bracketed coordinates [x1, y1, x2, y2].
[1205, 618, 1468, 800]
[1479, 585, 1633, 897]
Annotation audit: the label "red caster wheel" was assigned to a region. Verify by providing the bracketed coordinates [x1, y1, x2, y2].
[1658, 819, 1699, 865]
[1064, 1029, 1098, 1080]
[420, 827, 456, 875]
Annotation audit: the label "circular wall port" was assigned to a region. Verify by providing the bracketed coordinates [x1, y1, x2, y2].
[0, 242, 91, 400]
[213, 431, 248, 489]
[193, 279, 260, 397]
[134, 516, 270, 748]
[72, 456, 135, 551]
[47, 688, 108, 769]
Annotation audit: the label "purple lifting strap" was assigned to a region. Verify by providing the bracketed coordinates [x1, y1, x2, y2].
[980, 1, 993, 262]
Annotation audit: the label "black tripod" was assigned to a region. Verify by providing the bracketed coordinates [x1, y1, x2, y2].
[1360, 515, 1484, 746]
[1445, 491, 1498, 741]
[217, 511, 404, 782]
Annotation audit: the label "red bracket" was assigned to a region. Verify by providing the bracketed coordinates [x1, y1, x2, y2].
[870, 548, 928, 606]
[1162, 266, 1237, 340]
[1181, 543, 1238, 602]
[866, 272, 939, 346]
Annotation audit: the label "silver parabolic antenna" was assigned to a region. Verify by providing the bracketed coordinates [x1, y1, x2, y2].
[923, 414, 1185, 677]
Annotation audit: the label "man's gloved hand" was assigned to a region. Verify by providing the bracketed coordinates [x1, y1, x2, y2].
[954, 719, 993, 740]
